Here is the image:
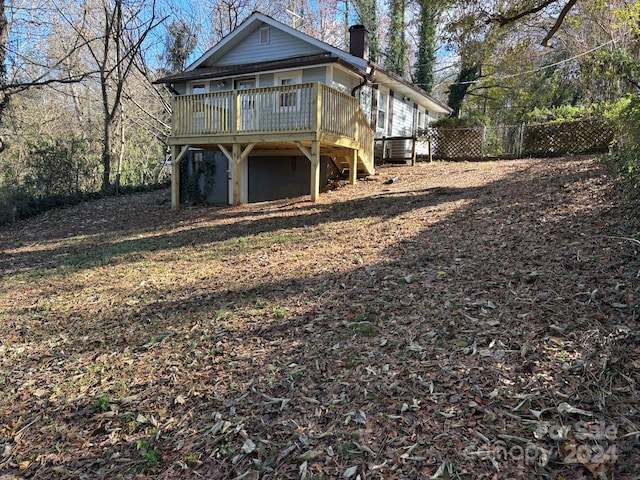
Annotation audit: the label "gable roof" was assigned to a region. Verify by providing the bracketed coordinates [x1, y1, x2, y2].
[157, 11, 452, 115]
[187, 11, 369, 73]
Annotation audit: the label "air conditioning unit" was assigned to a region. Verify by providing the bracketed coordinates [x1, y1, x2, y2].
[387, 139, 412, 161]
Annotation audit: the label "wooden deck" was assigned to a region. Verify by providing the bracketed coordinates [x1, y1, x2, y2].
[168, 82, 375, 207]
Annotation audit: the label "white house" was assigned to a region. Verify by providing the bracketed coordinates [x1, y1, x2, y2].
[156, 11, 451, 207]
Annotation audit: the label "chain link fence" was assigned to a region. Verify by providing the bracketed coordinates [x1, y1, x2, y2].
[0, 165, 171, 225]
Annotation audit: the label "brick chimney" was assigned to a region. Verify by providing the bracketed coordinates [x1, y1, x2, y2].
[349, 25, 370, 60]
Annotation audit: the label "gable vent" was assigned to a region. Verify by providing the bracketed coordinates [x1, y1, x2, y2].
[260, 27, 270, 44]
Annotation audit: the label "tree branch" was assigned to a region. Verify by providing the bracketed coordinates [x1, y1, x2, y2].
[488, 0, 561, 26]
[486, 0, 579, 48]
[540, 0, 579, 46]
[2, 72, 97, 95]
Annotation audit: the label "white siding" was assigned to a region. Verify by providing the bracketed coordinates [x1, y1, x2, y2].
[302, 67, 327, 83]
[216, 24, 325, 66]
[391, 97, 414, 136]
[259, 74, 274, 87]
[331, 68, 359, 93]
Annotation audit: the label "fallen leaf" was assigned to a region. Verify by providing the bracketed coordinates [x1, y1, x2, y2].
[242, 438, 256, 454]
[343, 465, 358, 478]
[233, 471, 259, 480]
[299, 460, 308, 479]
[557, 402, 593, 416]
[298, 450, 322, 461]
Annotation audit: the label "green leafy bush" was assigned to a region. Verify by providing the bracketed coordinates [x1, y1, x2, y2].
[0, 135, 170, 225]
[429, 116, 484, 129]
[24, 137, 92, 196]
[525, 104, 601, 124]
[604, 94, 640, 209]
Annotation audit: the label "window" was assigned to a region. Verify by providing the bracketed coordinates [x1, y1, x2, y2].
[191, 85, 207, 131]
[235, 78, 257, 109]
[235, 78, 256, 90]
[260, 27, 270, 44]
[193, 150, 204, 173]
[279, 77, 297, 108]
[377, 91, 388, 133]
[235, 78, 258, 130]
[275, 71, 302, 110]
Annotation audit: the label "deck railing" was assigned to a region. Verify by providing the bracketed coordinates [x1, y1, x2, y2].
[319, 83, 358, 138]
[354, 107, 374, 171]
[171, 82, 374, 173]
[172, 82, 372, 146]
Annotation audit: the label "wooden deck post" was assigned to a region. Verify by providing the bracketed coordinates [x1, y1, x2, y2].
[310, 140, 320, 202]
[232, 144, 242, 205]
[234, 90, 242, 133]
[295, 140, 321, 201]
[411, 136, 417, 167]
[171, 146, 180, 209]
[219, 143, 255, 205]
[313, 83, 322, 133]
[349, 149, 357, 185]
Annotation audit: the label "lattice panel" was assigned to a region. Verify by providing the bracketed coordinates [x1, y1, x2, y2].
[429, 127, 484, 159]
[522, 118, 614, 157]
[425, 118, 615, 161]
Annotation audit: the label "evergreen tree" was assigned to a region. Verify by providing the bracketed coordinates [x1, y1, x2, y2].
[352, 0, 380, 63]
[385, 0, 406, 76]
[414, 0, 438, 93]
[163, 20, 198, 74]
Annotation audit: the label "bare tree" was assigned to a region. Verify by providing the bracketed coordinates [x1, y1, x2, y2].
[0, 1, 96, 151]
[62, 0, 165, 191]
[302, 0, 348, 49]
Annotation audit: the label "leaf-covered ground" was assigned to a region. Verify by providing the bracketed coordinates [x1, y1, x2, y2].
[1, 156, 639, 480]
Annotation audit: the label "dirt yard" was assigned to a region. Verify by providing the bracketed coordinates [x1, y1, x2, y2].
[1, 156, 639, 479]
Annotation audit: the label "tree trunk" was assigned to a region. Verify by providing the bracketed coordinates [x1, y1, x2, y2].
[447, 64, 481, 118]
[116, 105, 125, 193]
[0, 2, 9, 151]
[415, 1, 438, 94]
[102, 114, 112, 192]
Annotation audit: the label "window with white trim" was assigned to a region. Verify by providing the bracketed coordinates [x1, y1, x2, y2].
[235, 77, 258, 130]
[191, 84, 206, 94]
[418, 111, 425, 130]
[235, 78, 257, 108]
[275, 71, 302, 110]
[377, 90, 388, 133]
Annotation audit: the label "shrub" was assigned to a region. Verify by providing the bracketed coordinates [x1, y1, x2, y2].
[604, 95, 640, 211]
[25, 137, 93, 197]
[428, 116, 484, 129]
[525, 104, 600, 124]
